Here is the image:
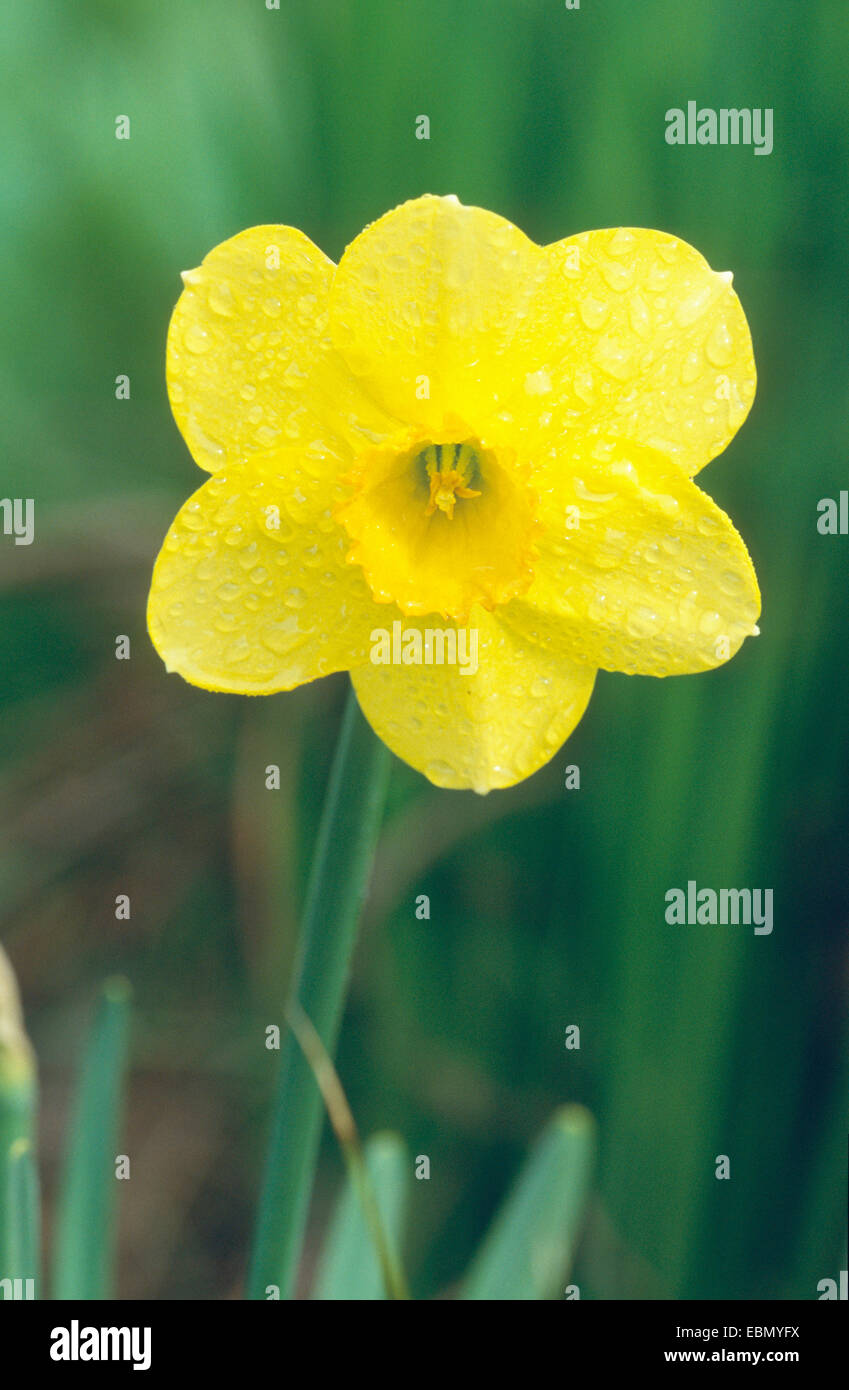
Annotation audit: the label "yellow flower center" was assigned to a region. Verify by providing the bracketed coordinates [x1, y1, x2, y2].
[422, 443, 482, 519]
[337, 435, 538, 622]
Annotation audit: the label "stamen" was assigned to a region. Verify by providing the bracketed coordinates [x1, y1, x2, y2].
[423, 443, 482, 519]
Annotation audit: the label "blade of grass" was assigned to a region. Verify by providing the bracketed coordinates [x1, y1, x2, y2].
[2, 1139, 40, 1297]
[286, 1001, 408, 1299]
[247, 685, 392, 1300]
[52, 977, 132, 1300]
[462, 1105, 596, 1301]
[0, 944, 37, 1292]
[313, 1131, 409, 1301]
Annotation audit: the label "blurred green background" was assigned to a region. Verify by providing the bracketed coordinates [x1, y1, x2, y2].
[1, 0, 847, 1299]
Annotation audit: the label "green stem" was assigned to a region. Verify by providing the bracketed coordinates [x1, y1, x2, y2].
[247, 684, 392, 1300]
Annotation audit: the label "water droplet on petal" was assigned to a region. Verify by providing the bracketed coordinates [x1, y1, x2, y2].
[680, 349, 703, 385]
[608, 227, 636, 257]
[579, 295, 609, 329]
[209, 282, 236, 316]
[593, 336, 634, 381]
[628, 292, 651, 338]
[699, 610, 722, 635]
[184, 323, 211, 354]
[675, 283, 714, 326]
[719, 568, 747, 596]
[601, 259, 633, 292]
[706, 319, 734, 366]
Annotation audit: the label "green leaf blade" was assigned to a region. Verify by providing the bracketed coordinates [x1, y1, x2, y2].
[313, 1132, 409, 1301]
[52, 977, 132, 1301]
[462, 1104, 596, 1301]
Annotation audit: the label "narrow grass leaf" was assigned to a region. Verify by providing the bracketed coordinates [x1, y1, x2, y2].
[52, 977, 131, 1300]
[2, 1139, 40, 1297]
[313, 1132, 409, 1301]
[462, 1104, 596, 1301]
[0, 944, 37, 1292]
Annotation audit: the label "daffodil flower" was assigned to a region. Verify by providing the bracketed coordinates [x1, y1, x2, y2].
[148, 195, 760, 793]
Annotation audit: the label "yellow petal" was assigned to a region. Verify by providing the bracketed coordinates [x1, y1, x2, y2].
[329, 195, 547, 436]
[167, 225, 397, 473]
[500, 227, 756, 476]
[502, 438, 760, 676]
[147, 459, 382, 693]
[351, 609, 596, 793]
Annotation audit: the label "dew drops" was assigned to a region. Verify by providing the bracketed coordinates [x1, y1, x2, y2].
[236, 542, 260, 570]
[262, 617, 304, 655]
[184, 323, 211, 354]
[594, 549, 620, 571]
[524, 369, 552, 395]
[628, 292, 651, 338]
[574, 476, 617, 502]
[208, 282, 235, 316]
[425, 760, 459, 785]
[675, 283, 713, 327]
[590, 439, 617, 464]
[572, 366, 596, 405]
[626, 607, 661, 639]
[719, 568, 747, 596]
[579, 295, 609, 329]
[680, 349, 703, 385]
[593, 336, 634, 381]
[601, 259, 633, 292]
[608, 227, 636, 257]
[216, 581, 242, 602]
[225, 636, 252, 662]
[181, 502, 205, 531]
[699, 609, 723, 635]
[647, 262, 671, 293]
[706, 319, 734, 366]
